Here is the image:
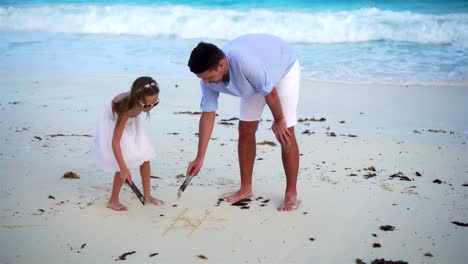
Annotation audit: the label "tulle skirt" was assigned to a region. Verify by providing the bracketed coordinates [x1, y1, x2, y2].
[91, 100, 156, 172]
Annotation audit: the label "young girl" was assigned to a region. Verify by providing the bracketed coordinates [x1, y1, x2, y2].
[92, 76, 164, 211]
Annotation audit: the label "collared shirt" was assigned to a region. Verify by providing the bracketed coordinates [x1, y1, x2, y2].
[200, 34, 296, 112]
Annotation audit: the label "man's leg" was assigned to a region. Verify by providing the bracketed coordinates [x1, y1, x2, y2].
[225, 120, 259, 203]
[276, 60, 301, 211]
[278, 126, 300, 211]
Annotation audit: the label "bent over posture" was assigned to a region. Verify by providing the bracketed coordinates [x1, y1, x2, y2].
[186, 34, 301, 211]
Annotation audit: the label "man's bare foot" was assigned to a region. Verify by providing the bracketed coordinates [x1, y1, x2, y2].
[107, 201, 128, 211]
[225, 189, 253, 203]
[278, 195, 300, 211]
[145, 195, 164, 206]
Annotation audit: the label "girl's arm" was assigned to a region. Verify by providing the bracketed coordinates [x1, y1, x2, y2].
[112, 113, 132, 183]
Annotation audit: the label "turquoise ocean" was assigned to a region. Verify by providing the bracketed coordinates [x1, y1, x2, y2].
[1, 0, 467, 85]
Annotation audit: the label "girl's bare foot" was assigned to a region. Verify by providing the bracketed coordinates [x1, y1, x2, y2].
[225, 189, 253, 203]
[278, 195, 300, 211]
[145, 195, 164, 206]
[107, 201, 128, 211]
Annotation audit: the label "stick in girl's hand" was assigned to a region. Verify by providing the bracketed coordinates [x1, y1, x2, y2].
[126, 180, 146, 205]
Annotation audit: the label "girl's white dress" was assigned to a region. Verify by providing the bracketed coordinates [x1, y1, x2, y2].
[91, 99, 156, 172]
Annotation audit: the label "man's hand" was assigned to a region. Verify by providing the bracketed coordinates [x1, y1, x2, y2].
[271, 117, 291, 146]
[186, 158, 203, 177]
[264, 87, 290, 146]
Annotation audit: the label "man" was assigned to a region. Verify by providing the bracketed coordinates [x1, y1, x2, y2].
[186, 34, 300, 211]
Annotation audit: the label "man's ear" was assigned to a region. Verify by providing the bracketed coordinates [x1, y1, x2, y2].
[218, 58, 226, 71]
[218, 58, 228, 73]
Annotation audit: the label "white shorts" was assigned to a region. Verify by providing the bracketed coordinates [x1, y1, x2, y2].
[240, 60, 300, 127]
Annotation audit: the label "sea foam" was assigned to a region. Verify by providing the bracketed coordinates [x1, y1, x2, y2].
[1, 5, 467, 47]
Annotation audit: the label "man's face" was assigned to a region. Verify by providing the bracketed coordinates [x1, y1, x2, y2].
[196, 64, 224, 84]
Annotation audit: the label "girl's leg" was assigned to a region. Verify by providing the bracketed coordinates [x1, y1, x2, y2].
[107, 171, 127, 211]
[140, 161, 164, 205]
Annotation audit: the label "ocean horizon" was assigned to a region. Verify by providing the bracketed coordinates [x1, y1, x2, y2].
[1, 0, 467, 85]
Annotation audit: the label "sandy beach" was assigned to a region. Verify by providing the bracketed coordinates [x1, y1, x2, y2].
[0, 73, 466, 263]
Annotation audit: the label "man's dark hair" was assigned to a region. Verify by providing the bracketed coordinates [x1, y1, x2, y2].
[188, 42, 225, 74]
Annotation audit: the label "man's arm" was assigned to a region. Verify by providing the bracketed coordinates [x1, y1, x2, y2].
[186, 111, 216, 176]
[265, 87, 291, 146]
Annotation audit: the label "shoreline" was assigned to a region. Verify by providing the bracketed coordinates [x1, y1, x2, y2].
[2, 71, 468, 88]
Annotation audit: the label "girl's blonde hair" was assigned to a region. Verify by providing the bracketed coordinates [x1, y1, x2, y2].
[112, 76, 160, 117]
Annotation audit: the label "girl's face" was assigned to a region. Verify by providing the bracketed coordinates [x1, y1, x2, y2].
[138, 94, 159, 112]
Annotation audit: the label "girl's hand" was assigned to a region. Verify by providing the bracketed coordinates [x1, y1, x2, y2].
[120, 169, 133, 184]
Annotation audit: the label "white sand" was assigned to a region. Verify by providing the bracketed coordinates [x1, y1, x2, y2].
[0, 73, 467, 263]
